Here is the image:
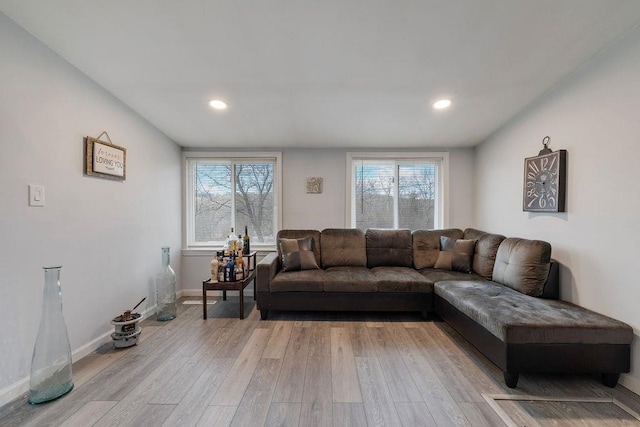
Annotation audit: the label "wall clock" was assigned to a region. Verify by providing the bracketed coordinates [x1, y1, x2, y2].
[523, 136, 566, 212]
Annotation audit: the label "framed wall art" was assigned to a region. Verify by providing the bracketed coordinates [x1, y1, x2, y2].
[306, 177, 323, 194]
[84, 132, 126, 181]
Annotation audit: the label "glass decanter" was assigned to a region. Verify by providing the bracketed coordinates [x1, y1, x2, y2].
[28, 266, 74, 404]
[156, 247, 177, 321]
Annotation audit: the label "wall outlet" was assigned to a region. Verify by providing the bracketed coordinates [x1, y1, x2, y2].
[28, 184, 45, 207]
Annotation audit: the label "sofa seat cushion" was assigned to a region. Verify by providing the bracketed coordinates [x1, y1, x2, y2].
[270, 269, 326, 292]
[371, 267, 432, 293]
[435, 280, 633, 345]
[324, 267, 377, 292]
[419, 268, 486, 284]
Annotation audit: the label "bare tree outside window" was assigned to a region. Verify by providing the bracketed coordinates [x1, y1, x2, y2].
[235, 163, 274, 243]
[398, 164, 436, 230]
[193, 161, 275, 244]
[194, 164, 232, 242]
[354, 160, 437, 231]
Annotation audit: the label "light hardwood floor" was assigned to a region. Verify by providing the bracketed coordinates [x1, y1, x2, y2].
[1, 296, 639, 427]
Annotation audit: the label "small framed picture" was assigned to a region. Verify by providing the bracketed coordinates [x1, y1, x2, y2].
[306, 177, 323, 194]
[85, 136, 126, 181]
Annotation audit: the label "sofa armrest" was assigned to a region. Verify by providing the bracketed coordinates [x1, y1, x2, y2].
[257, 252, 279, 293]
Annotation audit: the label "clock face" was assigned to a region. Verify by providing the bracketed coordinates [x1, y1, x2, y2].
[523, 150, 566, 212]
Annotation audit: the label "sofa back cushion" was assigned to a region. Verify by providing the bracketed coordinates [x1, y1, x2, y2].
[365, 229, 412, 268]
[463, 228, 506, 280]
[492, 237, 552, 296]
[277, 230, 321, 267]
[412, 229, 463, 269]
[321, 228, 367, 268]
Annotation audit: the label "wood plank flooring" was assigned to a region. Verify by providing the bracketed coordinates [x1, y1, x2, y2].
[1, 296, 640, 426]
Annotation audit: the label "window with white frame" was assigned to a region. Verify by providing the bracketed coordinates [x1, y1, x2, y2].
[184, 153, 281, 248]
[347, 153, 447, 230]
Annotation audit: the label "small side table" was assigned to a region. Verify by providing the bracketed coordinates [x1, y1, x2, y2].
[202, 251, 257, 319]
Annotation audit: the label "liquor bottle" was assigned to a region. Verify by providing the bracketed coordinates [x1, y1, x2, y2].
[226, 228, 236, 253]
[243, 225, 250, 254]
[226, 253, 235, 282]
[210, 252, 219, 283]
[217, 251, 225, 282]
[237, 255, 245, 280]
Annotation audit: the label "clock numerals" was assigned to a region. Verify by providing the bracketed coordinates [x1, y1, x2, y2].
[523, 150, 567, 212]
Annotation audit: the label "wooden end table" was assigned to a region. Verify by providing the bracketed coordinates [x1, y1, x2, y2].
[202, 251, 257, 319]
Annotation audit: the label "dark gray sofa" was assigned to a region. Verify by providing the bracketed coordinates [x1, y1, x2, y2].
[256, 227, 633, 388]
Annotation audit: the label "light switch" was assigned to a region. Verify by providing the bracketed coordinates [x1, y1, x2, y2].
[29, 185, 45, 207]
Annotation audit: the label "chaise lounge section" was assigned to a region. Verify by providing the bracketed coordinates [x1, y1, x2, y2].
[256, 227, 633, 388]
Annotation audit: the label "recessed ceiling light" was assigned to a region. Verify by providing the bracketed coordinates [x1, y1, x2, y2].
[208, 99, 228, 110]
[433, 99, 452, 110]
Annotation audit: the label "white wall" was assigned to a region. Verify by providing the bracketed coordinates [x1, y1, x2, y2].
[475, 24, 640, 393]
[282, 147, 476, 230]
[181, 146, 475, 293]
[0, 13, 182, 405]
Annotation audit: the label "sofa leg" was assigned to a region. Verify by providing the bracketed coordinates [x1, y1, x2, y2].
[420, 309, 430, 320]
[504, 371, 519, 388]
[260, 309, 269, 320]
[601, 373, 620, 388]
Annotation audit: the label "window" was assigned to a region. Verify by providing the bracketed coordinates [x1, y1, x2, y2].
[347, 152, 448, 230]
[184, 152, 282, 249]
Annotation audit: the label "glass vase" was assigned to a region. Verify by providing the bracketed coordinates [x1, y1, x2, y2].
[156, 247, 177, 321]
[28, 266, 74, 404]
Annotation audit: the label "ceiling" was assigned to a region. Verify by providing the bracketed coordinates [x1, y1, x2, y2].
[2, 1, 640, 148]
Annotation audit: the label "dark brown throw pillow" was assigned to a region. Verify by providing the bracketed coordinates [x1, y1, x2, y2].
[278, 237, 320, 272]
[434, 236, 476, 273]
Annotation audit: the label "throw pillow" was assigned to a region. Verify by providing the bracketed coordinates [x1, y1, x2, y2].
[278, 237, 320, 272]
[434, 236, 476, 273]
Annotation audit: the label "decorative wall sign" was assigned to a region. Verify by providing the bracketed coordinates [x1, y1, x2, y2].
[84, 132, 126, 181]
[523, 136, 566, 212]
[306, 177, 323, 194]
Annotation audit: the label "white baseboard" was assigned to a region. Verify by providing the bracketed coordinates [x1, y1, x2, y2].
[0, 377, 29, 408]
[620, 373, 640, 396]
[0, 304, 158, 409]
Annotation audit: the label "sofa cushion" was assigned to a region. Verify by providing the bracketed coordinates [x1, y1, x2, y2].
[419, 268, 487, 284]
[371, 267, 432, 293]
[270, 269, 326, 292]
[463, 228, 506, 280]
[492, 238, 551, 297]
[412, 229, 463, 269]
[435, 280, 634, 345]
[278, 237, 320, 272]
[366, 229, 412, 268]
[324, 267, 377, 292]
[277, 230, 322, 268]
[321, 228, 367, 268]
[434, 237, 476, 273]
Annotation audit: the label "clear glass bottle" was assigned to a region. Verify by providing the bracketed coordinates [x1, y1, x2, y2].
[28, 266, 74, 404]
[156, 247, 177, 321]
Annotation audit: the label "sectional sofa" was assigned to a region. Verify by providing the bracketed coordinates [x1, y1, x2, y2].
[256, 228, 632, 388]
